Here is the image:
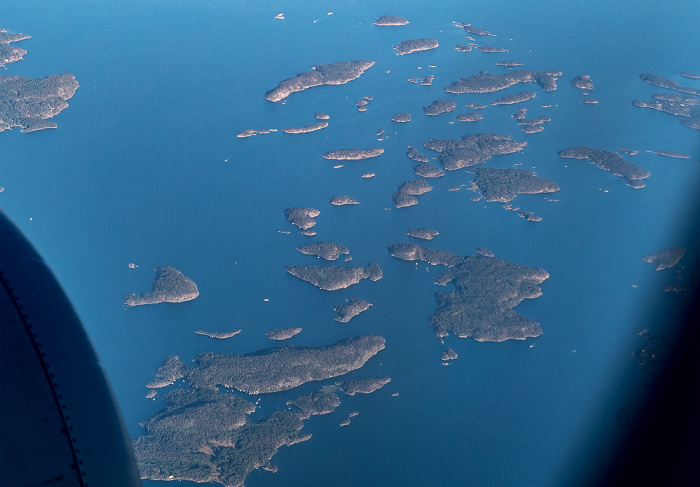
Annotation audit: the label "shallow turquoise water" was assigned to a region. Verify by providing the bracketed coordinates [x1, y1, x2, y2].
[2, 1, 699, 486]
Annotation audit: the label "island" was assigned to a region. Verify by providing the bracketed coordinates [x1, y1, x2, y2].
[475, 247, 494, 257]
[441, 348, 458, 361]
[334, 298, 372, 322]
[408, 74, 434, 86]
[286, 263, 382, 290]
[415, 163, 445, 178]
[571, 74, 594, 90]
[642, 247, 685, 270]
[195, 330, 241, 339]
[423, 133, 527, 170]
[285, 207, 320, 230]
[374, 15, 409, 26]
[423, 99, 457, 116]
[646, 150, 691, 159]
[0, 29, 30, 68]
[681, 72, 700, 79]
[582, 99, 598, 104]
[465, 103, 487, 109]
[455, 45, 473, 53]
[267, 327, 302, 340]
[322, 148, 384, 160]
[264, 60, 375, 102]
[475, 45, 508, 53]
[315, 112, 330, 119]
[430, 255, 549, 341]
[444, 70, 562, 94]
[388, 243, 464, 267]
[491, 91, 536, 105]
[632, 97, 700, 130]
[0, 74, 79, 133]
[297, 242, 350, 261]
[496, 61, 523, 67]
[135, 335, 386, 487]
[329, 195, 360, 205]
[392, 112, 412, 122]
[282, 122, 328, 134]
[338, 377, 391, 395]
[124, 267, 199, 306]
[639, 73, 700, 96]
[392, 179, 433, 208]
[394, 38, 439, 55]
[471, 167, 560, 202]
[185, 335, 386, 392]
[237, 128, 277, 138]
[407, 146, 430, 162]
[146, 355, 187, 389]
[407, 228, 439, 240]
[457, 112, 483, 122]
[518, 211, 542, 222]
[558, 147, 651, 188]
[361, 172, 375, 178]
[514, 109, 551, 132]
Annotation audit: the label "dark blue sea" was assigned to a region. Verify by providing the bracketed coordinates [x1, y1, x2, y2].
[2, 1, 699, 485]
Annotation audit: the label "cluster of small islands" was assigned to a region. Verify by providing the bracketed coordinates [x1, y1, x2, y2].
[4, 11, 696, 487]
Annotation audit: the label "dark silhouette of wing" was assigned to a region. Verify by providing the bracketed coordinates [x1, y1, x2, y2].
[0, 210, 141, 487]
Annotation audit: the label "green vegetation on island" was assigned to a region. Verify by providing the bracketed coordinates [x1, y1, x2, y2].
[646, 150, 691, 159]
[329, 195, 360, 205]
[639, 73, 700, 96]
[496, 61, 523, 67]
[474, 45, 508, 53]
[415, 163, 445, 178]
[374, 15, 409, 26]
[297, 242, 350, 261]
[264, 61, 375, 102]
[334, 298, 372, 322]
[0, 29, 29, 68]
[338, 377, 391, 395]
[444, 70, 562, 94]
[407, 146, 429, 162]
[124, 266, 199, 306]
[558, 146, 651, 188]
[632, 97, 700, 130]
[407, 228, 439, 240]
[475, 247, 494, 257]
[286, 263, 383, 290]
[287, 391, 340, 415]
[388, 243, 464, 267]
[322, 148, 384, 160]
[518, 210, 542, 222]
[195, 330, 241, 339]
[471, 167, 560, 202]
[457, 112, 483, 122]
[392, 112, 412, 122]
[642, 247, 686, 271]
[285, 207, 320, 230]
[394, 38, 439, 55]
[0, 74, 79, 133]
[392, 179, 433, 208]
[441, 348, 458, 361]
[571, 74, 594, 90]
[492, 91, 536, 105]
[408, 74, 434, 86]
[237, 128, 277, 138]
[282, 122, 329, 134]
[430, 256, 549, 341]
[267, 327, 302, 340]
[423, 133, 527, 170]
[423, 99, 457, 116]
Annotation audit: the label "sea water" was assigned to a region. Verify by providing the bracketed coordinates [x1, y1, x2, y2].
[2, 1, 699, 486]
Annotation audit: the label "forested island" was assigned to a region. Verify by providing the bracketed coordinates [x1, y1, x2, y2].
[195, 330, 241, 339]
[388, 243, 464, 267]
[423, 133, 527, 170]
[124, 267, 199, 306]
[392, 112, 412, 122]
[558, 147, 650, 188]
[297, 242, 350, 261]
[322, 148, 384, 160]
[0, 29, 30, 68]
[267, 327, 303, 340]
[392, 179, 433, 208]
[286, 263, 382, 290]
[264, 61, 375, 102]
[237, 128, 276, 138]
[407, 228, 439, 240]
[632, 92, 700, 130]
[285, 207, 320, 230]
[374, 15, 409, 26]
[135, 335, 386, 486]
[571, 74, 594, 90]
[423, 99, 457, 116]
[394, 38, 439, 55]
[282, 122, 328, 134]
[407, 146, 429, 162]
[642, 247, 685, 271]
[457, 112, 483, 122]
[444, 70, 561, 94]
[338, 377, 391, 395]
[334, 298, 372, 322]
[0, 74, 79, 133]
[471, 167, 560, 202]
[492, 91, 536, 105]
[329, 195, 360, 205]
[414, 163, 445, 178]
